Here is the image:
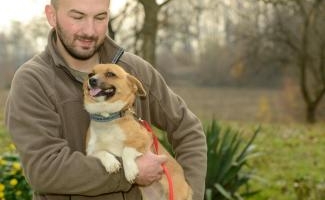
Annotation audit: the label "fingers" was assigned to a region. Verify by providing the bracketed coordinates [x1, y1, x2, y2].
[134, 152, 168, 186]
[157, 154, 168, 164]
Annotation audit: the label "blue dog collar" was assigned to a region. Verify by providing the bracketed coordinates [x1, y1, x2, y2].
[89, 111, 124, 122]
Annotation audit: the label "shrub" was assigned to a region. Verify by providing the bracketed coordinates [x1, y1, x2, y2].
[205, 120, 260, 200]
[0, 145, 32, 200]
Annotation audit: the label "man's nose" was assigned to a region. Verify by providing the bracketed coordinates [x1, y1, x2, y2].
[83, 19, 96, 36]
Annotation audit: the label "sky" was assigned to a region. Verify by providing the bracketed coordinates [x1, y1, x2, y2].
[0, 0, 126, 30]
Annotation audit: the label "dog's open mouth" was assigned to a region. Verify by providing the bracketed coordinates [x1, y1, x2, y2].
[88, 86, 116, 99]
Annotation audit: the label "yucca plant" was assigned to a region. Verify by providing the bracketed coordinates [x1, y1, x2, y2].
[205, 120, 260, 200]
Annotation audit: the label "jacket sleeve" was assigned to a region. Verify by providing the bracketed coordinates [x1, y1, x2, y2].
[136, 61, 208, 200]
[4, 66, 132, 196]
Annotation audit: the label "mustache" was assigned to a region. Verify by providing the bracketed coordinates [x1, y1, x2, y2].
[75, 35, 98, 41]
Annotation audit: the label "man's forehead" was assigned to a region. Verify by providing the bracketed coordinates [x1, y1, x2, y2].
[54, 0, 110, 11]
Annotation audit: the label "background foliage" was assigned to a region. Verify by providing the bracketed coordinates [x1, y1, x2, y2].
[204, 120, 260, 200]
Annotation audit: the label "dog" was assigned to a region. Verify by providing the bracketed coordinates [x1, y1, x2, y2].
[83, 64, 192, 200]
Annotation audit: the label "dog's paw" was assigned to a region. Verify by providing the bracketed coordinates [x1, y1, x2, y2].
[124, 161, 139, 183]
[102, 156, 121, 173]
[92, 151, 121, 173]
[122, 147, 142, 183]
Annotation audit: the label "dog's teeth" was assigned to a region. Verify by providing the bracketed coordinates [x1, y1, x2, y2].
[106, 88, 114, 92]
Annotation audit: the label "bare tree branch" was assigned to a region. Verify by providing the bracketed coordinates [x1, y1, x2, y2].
[159, 0, 172, 8]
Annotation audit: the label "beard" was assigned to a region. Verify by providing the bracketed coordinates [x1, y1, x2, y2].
[56, 23, 104, 60]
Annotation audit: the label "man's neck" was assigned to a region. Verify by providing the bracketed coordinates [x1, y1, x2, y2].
[56, 39, 99, 73]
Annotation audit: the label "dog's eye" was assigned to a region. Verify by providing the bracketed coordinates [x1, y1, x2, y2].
[88, 73, 95, 78]
[106, 72, 116, 78]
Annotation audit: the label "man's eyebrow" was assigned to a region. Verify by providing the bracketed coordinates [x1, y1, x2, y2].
[69, 9, 85, 15]
[68, 9, 108, 16]
[95, 11, 108, 16]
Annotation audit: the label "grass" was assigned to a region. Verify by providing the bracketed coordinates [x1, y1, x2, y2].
[0, 125, 12, 154]
[223, 121, 325, 200]
[0, 99, 12, 154]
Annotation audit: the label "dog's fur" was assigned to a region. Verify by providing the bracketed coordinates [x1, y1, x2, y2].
[83, 64, 192, 200]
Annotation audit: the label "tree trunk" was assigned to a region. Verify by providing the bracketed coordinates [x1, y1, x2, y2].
[297, 0, 325, 123]
[306, 104, 316, 124]
[138, 0, 160, 66]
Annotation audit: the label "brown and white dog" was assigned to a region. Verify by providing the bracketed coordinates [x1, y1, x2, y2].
[83, 64, 192, 200]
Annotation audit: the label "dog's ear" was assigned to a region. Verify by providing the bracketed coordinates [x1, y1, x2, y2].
[127, 75, 147, 97]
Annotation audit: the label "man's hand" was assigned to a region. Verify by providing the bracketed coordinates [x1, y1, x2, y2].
[135, 151, 168, 186]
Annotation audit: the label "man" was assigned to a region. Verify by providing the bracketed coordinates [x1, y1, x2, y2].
[4, 0, 207, 199]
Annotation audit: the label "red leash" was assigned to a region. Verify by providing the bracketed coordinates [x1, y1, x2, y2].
[140, 119, 174, 200]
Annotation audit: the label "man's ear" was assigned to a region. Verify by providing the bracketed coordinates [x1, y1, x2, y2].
[127, 75, 147, 97]
[45, 5, 57, 28]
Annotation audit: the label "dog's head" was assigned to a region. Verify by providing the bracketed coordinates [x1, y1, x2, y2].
[83, 64, 146, 114]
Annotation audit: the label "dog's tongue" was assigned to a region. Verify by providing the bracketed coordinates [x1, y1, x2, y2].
[89, 88, 102, 97]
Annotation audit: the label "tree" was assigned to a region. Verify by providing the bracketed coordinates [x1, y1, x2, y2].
[262, 0, 325, 123]
[108, 2, 134, 40]
[0, 18, 49, 88]
[137, 0, 173, 66]
[226, 0, 325, 122]
[109, 0, 172, 66]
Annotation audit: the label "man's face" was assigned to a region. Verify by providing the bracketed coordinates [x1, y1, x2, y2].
[49, 0, 110, 60]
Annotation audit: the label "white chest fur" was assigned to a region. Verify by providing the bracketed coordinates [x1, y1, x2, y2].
[86, 122, 126, 157]
[86, 120, 142, 182]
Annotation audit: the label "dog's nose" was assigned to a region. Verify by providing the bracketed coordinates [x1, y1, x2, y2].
[89, 78, 98, 87]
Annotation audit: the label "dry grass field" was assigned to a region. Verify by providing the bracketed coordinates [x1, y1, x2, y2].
[170, 85, 310, 124]
[171, 86, 275, 121]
